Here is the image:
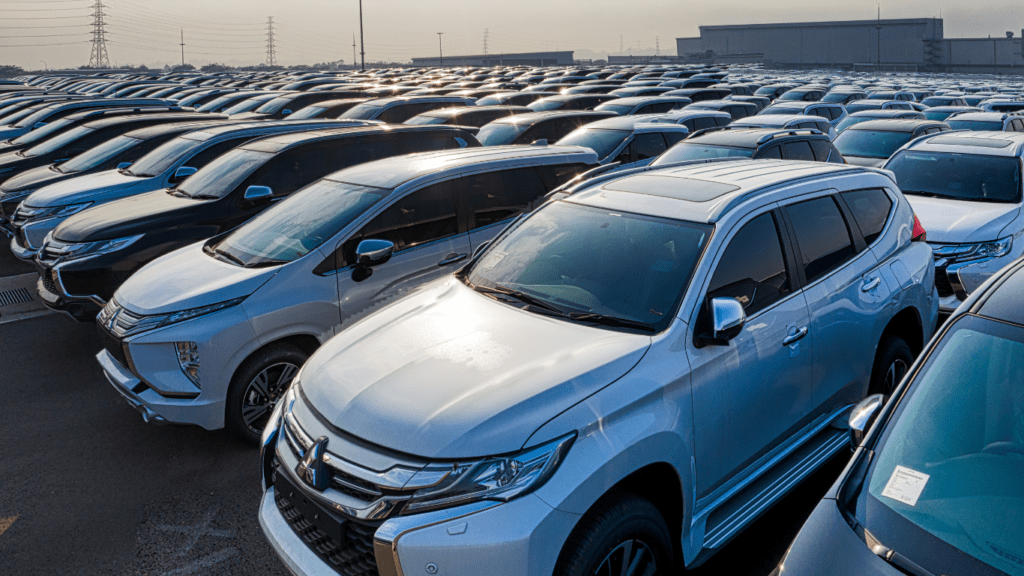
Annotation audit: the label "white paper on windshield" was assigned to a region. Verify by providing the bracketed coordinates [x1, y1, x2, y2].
[481, 252, 506, 270]
[881, 465, 930, 506]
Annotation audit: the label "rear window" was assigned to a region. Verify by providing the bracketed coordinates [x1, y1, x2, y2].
[841, 189, 893, 244]
[946, 120, 1003, 132]
[786, 196, 856, 283]
[834, 130, 914, 159]
[653, 143, 753, 164]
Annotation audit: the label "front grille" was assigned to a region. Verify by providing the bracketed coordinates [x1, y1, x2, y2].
[934, 267, 954, 297]
[98, 299, 160, 338]
[40, 270, 59, 296]
[14, 231, 27, 249]
[282, 417, 384, 503]
[275, 481, 380, 576]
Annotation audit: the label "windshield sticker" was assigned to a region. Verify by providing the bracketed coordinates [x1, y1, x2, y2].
[480, 251, 506, 270]
[881, 465, 930, 506]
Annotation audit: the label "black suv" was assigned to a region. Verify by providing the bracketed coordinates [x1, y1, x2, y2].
[652, 127, 845, 165]
[35, 124, 481, 320]
[476, 110, 617, 145]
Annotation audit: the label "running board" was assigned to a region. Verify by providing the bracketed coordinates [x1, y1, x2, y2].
[702, 427, 849, 550]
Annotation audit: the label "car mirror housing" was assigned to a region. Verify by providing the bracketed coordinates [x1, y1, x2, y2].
[356, 239, 395, 267]
[848, 393, 885, 448]
[711, 297, 746, 342]
[243, 185, 273, 204]
[116, 162, 133, 171]
[170, 166, 197, 184]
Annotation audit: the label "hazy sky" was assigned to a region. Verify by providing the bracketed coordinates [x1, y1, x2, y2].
[2, 0, 1023, 69]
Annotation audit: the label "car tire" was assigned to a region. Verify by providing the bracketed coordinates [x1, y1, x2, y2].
[869, 335, 913, 396]
[226, 343, 307, 444]
[554, 489, 674, 576]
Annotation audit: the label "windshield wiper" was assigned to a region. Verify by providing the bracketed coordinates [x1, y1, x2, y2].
[244, 258, 288, 268]
[187, 193, 220, 200]
[901, 190, 959, 200]
[471, 282, 657, 332]
[565, 312, 657, 332]
[203, 244, 245, 266]
[871, 544, 937, 576]
[472, 283, 566, 315]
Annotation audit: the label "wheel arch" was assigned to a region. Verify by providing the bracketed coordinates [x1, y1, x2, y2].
[878, 305, 924, 356]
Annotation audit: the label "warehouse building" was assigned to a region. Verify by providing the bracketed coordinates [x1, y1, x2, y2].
[411, 51, 573, 67]
[678, 18, 1024, 74]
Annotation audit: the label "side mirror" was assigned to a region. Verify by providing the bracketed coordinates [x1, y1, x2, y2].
[355, 239, 395, 267]
[116, 162, 133, 171]
[170, 166, 197, 184]
[711, 297, 746, 342]
[848, 394, 886, 448]
[243, 185, 273, 205]
[33, 121, 47, 130]
[281, 109, 292, 115]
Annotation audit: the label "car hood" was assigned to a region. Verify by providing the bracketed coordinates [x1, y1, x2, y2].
[299, 279, 652, 459]
[0, 150, 26, 172]
[0, 164, 67, 193]
[779, 500, 898, 576]
[115, 242, 277, 315]
[53, 189, 210, 243]
[24, 169, 147, 208]
[842, 155, 888, 167]
[906, 195, 1020, 244]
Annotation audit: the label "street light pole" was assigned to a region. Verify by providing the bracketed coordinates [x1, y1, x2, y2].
[437, 32, 444, 68]
[359, 0, 365, 71]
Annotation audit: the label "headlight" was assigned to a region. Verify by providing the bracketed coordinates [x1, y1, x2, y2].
[155, 296, 247, 330]
[17, 202, 93, 222]
[402, 433, 576, 514]
[175, 341, 200, 387]
[42, 233, 143, 262]
[935, 236, 1013, 263]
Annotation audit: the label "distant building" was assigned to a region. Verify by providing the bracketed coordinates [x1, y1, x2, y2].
[411, 51, 573, 67]
[678, 18, 1024, 74]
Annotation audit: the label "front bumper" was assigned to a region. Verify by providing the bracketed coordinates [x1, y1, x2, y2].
[934, 250, 1019, 312]
[35, 266, 102, 321]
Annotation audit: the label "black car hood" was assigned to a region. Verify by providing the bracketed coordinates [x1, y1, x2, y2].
[779, 499, 898, 576]
[53, 189, 213, 242]
[1, 164, 64, 193]
[0, 151, 50, 187]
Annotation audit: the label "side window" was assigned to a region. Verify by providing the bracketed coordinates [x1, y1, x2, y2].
[537, 163, 590, 190]
[650, 102, 677, 113]
[664, 131, 687, 147]
[785, 196, 856, 283]
[809, 140, 834, 162]
[841, 189, 893, 245]
[555, 118, 586, 140]
[614, 141, 634, 164]
[783, 140, 815, 161]
[707, 212, 791, 316]
[244, 146, 327, 198]
[714, 115, 732, 127]
[1012, 119, 1024, 131]
[459, 167, 548, 230]
[756, 145, 782, 159]
[811, 107, 830, 119]
[519, 122, 558, 144]
[377, 105, 409, 124]
[682, 119, 696, 132]
[636, 105, 655, 115]
[345, 181, 458, 262]
[633, 133, 668, 160]
[187, 137, 251, 168]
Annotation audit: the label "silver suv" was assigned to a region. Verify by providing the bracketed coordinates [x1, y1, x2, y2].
[259, 159, 937, 575]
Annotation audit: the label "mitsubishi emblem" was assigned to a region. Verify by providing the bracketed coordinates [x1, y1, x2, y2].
[296, 436, 330, 491]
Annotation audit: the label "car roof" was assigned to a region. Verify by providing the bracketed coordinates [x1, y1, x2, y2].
[328, 145, 598, 189]
[905, 130, 1024, 156]
[602, 96, 692, 106]
[240, 124, 464, 153]
[177, 119, 368, 141]
[847, 109, 921, 118]
[947, 112, 1012, 122]
[766, 101, 836, 110]
[845, 119, 944, 132]
[420, 105, 530, 118]
[492, 110, 617, 125]
[356, 95, 475, 107]
[121, 119, 228, 139]
[582, 116, 689, 131]
[82, 112, 206, 130]
[644, 109, 732, 121]
[686, 127, 827, 148]
[732, 114, 828, 126]
[571, 159, 881, 223]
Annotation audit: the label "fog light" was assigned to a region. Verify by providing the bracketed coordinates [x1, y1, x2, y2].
[175, 342, 200, 388]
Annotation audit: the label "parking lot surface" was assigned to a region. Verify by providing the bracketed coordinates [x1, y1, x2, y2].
[0, 311, 846, 575]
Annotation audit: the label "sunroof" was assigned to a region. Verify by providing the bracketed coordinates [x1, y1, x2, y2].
[927, 136, 1012, 148]
[603, 175, 740, 202]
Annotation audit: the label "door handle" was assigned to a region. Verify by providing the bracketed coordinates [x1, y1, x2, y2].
[861, 277, 881, 292]
[438, 253, 468, 267]
[782, 326, 809, 347]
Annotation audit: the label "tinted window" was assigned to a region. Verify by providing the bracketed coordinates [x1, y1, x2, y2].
[714, 116, 732, 127]
[353, 180, 458, 252]
[809, 140, 835, 162]
[707, 212, 790, 316]
[187, 136, 251, 169]
[783, 140, 815, 161]
[842, 189, 893, 245]
[786, 197, 856, 283]
[757, 145, 782, 159]
[537, 163, 590, 191]
[518, 122, 559, 144]
[460, 167, 548, 229]
[634, 133, 668, 160]
[664, 131, 688, 147]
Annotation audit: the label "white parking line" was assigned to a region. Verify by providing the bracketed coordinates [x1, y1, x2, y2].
[156, 508, 235, 556]
[0, 516, 16, 537]
[159, 548, 239, 576]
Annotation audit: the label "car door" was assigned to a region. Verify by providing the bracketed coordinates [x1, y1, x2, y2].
[335, 179, 469, 324]
[686, 210, 814, 499]
[459, 166, 550, 251]
[780, 193, 890, 412]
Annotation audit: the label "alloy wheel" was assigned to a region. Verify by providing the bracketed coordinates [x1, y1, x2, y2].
[884, 358, 909, 394]
[241, 361, 299, 434]
[594, 539, 657, 576]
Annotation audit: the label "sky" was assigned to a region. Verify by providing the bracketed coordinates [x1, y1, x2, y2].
[1, 0, 1022, 70]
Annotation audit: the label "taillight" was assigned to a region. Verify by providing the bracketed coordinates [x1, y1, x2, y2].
[911, 213, 927, 242]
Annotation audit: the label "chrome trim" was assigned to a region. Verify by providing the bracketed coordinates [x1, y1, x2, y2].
[52, 264, 107, 308]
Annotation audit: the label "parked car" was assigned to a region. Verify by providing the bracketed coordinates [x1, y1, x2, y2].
[287, 98, 372, 120]
[686, 99, 760, 120]
[234, 90, 367, 120]
[726, 94, 771, 111]
[222, 93, 283, 115]
[8, 119, 368, 257]
[526, 94, 620, 112]
[731, 113, 837, 139]
[834, 119, 950, 167]
[0, 97, 172, 141]
[96, 144, 597, 441]
[643, 109, 733, 132]
[883, 131, 1024, 315]
[760, 101, 848, 126]
[258, 159, 936, 576]
[341, 96, 476, 123]
[404, 105, 532, 128]
[594, 96, 691, 116]
[775, 256, 1024, 576]
[945, 111, 1024, 132]
[846, 100, 916, 114]
[821, 90, 867, 105]
[977, 100, 1024, 113]
[652, 128, 844, 164]
[475, 91, 559, 107]
[34, 124, 480, 321]
[754, 83, 799, 100]
[476, 111, 617, 146]
[0, 105, 191, 154]
[921, 105, 981, 121]
[920, 95, 969, 107]
[556, 116, 688, 168]
[836, 109, 927, 132]
[664, 87, 734, 102]
[777, 86, 827, 101]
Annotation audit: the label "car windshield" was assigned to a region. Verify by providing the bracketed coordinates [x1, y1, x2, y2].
[196, 94, 242, 113]
[822, 93, 855, 103]
[922, 97, 955, 106]
[947, 120, 1004, 131]
[556, 127, 629, 161]
[288, 106, 327, 120]
[223, 95, 276, 115]
[22, 125, 92, 157]
[55, 135, 141, 174]
[465, 201, 711, 333]
[596, 103, 635, 115]
[923, 110, 959, 121]
[860, 315, 1024, 576]
[887, 151, 1022, 203]
[654, 143, 752, 164]
[213, 180, 388, 266]
[340, 102, 384, 120]
[175, 147, 272, 199]
[403, 114, 446, 125]
[529, 100, 566, 112]
[834, 130, 914, 159]
[476, 122, 528, 145]
[254, 96, 297, 115]
[835, 116, 878, 132]
[777, 91, 808, 101]
[129, 136, 206, 177]
[8, 117, 73, 146]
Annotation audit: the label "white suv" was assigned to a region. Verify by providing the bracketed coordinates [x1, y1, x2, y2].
[259, 159, 937, 575]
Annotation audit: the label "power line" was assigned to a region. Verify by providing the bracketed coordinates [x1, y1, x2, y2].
[87, 0, 110, 68]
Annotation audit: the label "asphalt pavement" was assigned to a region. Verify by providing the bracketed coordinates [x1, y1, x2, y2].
[0, 310, 849, 576]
